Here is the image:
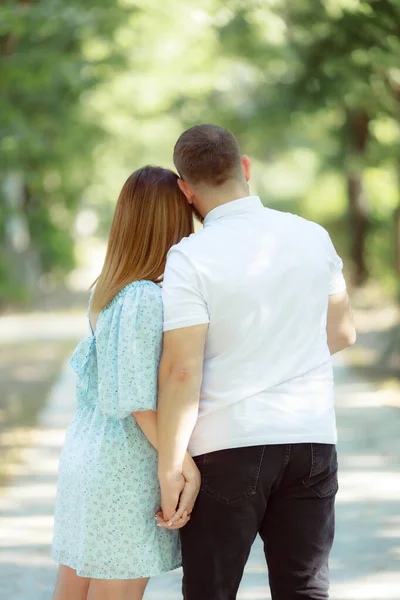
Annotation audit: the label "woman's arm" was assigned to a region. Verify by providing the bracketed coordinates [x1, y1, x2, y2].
[133, 410, 200, 525]
[133, 409, 158, 448]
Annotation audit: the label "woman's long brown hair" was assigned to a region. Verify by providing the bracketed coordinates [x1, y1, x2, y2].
[90, 166, 194, 313]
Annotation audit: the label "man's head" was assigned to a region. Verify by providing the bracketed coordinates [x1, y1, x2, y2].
[173, 124, 251, 217]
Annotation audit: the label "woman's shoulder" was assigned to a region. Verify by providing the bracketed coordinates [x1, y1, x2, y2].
[95, 280, 163, 342]
[122, 280, 162, 301]
[105, 279, 160, 306]
[104, 280, 162, 317]
[122, 279, 161, 294]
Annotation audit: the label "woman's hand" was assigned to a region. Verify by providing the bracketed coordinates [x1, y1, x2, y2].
[159, 471, 186, 524]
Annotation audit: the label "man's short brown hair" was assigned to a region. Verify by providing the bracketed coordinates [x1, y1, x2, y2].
[173, 124, 242, 186]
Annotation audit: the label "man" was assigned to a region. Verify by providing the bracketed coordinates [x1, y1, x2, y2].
[157, 124, 356, 600]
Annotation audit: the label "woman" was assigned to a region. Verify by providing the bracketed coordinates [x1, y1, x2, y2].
[52, 166, 199, 600]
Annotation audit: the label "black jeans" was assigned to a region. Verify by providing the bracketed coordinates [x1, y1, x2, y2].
[180, 443, 338, 600]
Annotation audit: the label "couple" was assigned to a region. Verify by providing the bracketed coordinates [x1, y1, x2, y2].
[52, 124, 356, 600]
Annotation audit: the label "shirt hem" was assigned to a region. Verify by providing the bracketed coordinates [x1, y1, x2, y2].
[190, 432, 338, 457]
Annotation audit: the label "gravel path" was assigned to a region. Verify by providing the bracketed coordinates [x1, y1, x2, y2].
[1, 353, 399, 599]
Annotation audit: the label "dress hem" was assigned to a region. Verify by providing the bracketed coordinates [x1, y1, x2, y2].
[52, 553, 181, 580]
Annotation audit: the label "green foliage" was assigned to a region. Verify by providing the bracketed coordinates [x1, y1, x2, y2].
[0, 0, 131, 302]
[1, 0, 400, 305]
[165, 0, 400, 289]
[0, 255, 29, 305]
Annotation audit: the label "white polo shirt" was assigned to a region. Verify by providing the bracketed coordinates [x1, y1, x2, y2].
[162, 196, 346, 457]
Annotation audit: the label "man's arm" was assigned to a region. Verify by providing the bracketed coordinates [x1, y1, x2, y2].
[326, 290, 356, 354]
[157, 323, 208, 521]
[133, 409, 200, 528]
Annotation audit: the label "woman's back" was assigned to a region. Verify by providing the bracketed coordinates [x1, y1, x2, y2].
[52, 165, 194, 594]
[52, 281, 181, 579]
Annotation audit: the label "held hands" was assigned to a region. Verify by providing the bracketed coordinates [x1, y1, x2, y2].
[156, 456, 200, 530]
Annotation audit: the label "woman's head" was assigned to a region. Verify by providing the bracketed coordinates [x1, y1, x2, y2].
[91, 166, 194, 312]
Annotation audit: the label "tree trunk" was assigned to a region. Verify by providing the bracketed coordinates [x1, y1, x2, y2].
[345, 110, 370, 286]
[395, 162, 400, 281]
[385, 78, 400, 292]
[3, 173, 40, 293]
[346, 171, 369, 285]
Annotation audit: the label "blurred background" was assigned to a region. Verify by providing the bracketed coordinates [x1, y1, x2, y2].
[1, 1, 400, 598]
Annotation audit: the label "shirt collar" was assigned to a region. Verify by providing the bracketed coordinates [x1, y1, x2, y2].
[204, 196, 263, 226]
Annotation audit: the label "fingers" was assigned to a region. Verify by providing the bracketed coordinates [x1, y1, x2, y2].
[160, 493, 180, 522]
[158, 505, 189, 527]
[158, 473, 199, 527]
[160, 502, 177, 523]
[170, 514, 190, 530]
[162, 479, 197, 525]
[155, 510, 190, 530]
[159, 474, 186, 522]
[167, 504, 187, 525]
[177, 479, 199, 515]
[156, 509, 189, 527]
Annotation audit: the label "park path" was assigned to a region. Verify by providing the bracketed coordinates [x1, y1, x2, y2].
[0, 346, 399, 599]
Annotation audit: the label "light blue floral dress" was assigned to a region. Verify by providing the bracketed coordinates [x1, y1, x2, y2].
[52, 281, 181, 579]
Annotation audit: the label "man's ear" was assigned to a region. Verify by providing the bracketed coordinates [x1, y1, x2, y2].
[177, 178, 195, 204]
[241, 155, 251, 182]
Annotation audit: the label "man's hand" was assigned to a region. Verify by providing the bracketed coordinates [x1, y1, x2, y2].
[157, 476, 200, 530]
[178, 454, 201, 516]
[158, 458, 201, 528]
[177, 470, 200, 517]
[155, 509, 190, 530]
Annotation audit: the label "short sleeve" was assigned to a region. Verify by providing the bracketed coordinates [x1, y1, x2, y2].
[323, 229, 347, 295]
[162, 245, 210, 332]
[97, 283, 163, 418]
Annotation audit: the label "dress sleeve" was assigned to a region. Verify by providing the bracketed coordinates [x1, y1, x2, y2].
[98, 283, 163, 419]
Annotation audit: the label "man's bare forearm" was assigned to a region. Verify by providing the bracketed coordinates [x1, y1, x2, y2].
[157, 368, 201, 479]
[157, 323, 207, 502]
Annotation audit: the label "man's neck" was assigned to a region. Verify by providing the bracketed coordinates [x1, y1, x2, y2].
[201, 185, 250, 218]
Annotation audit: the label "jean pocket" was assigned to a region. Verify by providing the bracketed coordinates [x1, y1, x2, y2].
[196, 446, 265, 505]
[302, 443, 339, 499]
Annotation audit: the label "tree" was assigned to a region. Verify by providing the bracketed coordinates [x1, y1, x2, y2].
[0, 0, 130, 304]
[172, 0, 400, 286]
[282, 0, 400, 285]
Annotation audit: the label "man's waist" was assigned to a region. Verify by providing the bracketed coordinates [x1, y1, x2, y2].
[189, 392, 337, 457]
[198, 371, 334, 419]
[189, 431, 338, 457]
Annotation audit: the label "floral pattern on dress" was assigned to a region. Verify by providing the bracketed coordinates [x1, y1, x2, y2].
[52, 281, 181, 579]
